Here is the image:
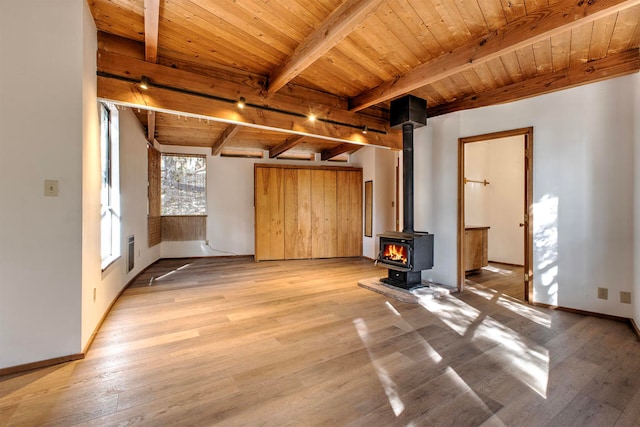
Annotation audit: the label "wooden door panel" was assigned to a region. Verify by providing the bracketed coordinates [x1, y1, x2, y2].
[337, 170, 362, 257]
[311, 169, 337, 258]
[284, 169, 312, 259]
[268, 167, 285, 259]
[254, 166, 271, 261]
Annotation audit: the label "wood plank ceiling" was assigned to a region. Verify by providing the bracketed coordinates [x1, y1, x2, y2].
[89, 0, 640, 159]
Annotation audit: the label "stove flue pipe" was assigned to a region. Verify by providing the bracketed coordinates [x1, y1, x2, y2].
[402, 123, 415, 233]
[390, 95, 427, 234]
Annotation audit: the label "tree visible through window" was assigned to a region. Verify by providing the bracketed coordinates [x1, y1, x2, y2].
[161, 154, 206, 215]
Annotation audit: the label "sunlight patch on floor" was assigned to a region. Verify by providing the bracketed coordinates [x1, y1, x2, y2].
[154, 263, 192, 281]
[419, 297, 481, 336]
[473, 316, 549, 397]
[353, 317, 405, 416]
[497, 295, 551, 328]
[481, 265, 515, 275]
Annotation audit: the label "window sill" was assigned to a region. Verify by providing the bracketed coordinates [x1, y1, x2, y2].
[101, 255, 121, 272]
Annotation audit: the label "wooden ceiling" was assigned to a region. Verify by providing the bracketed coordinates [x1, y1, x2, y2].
[89, 0, 640, 158]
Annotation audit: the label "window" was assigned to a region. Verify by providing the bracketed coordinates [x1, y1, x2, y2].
[100, 102, 120, 268]
[161, 154, 206, 215]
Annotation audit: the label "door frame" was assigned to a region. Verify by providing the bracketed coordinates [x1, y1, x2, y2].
[457, 127, 534, 302]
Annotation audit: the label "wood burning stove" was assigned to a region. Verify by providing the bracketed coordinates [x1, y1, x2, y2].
[376, 95, 434, 290]
[377, 231, 434, 289]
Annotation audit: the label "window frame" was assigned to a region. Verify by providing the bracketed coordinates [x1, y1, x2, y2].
[100, 102, 121, 270]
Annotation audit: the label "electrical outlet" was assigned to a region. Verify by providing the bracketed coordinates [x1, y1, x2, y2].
[620, 291, 631, 304]
[597, 287, 608, 300]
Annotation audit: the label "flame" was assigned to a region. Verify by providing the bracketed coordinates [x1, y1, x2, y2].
[383, 244, 407, 263]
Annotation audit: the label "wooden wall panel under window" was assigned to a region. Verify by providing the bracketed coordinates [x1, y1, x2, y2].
[161, 216, 206, 241]
[336, 169, 363, 257]
[284, 168, 312, 259]
[255, 164, 361, 261]
[311, 169, 337, 259]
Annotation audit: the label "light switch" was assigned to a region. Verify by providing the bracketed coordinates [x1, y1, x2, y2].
[45, 180, 59, 197]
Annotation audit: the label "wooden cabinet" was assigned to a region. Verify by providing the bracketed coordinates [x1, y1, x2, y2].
[255, 165, 362, 261]
[464, 226, 489, 271]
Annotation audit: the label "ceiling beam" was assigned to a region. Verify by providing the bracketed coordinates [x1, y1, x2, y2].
[146, 110, 156, 142]
[428, 50, 640, 117]
[349, 0, 640, 111]
[321, 143, 360, 161]
[268, 0, 385, 94]
[211, 125, 241, 156]
[143, 0, 160, 62]
[97, 49, 401, 149]
[269, 135, 307, 158]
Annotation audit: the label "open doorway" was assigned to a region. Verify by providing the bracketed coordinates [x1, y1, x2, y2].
[457, 128, 533, 302]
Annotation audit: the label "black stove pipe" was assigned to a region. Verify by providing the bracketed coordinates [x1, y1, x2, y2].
[402, 123, 414, 234]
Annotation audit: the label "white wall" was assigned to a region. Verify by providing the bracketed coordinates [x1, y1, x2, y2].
[0, 0, 85, 368]
[416, 73, 638, 318]
[81, 104, 161, 348]
[351, 147, 397, 259]
[465, 136, 525, 265]
[156, 145, 371, 259]
[415, 114, 461, 288]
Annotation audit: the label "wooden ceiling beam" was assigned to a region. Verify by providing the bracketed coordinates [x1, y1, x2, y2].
[268, 0, 385, 94]
[428, 50, 640, 117]
[97, 49, 401, 149]
[321, 143, 359, 161]
[143, 0, 160, 63]
[349, 0, 640, 111]
[269, 135, 307, 158]
[211, 125, 240, 156]
[146, 110, 156, 143]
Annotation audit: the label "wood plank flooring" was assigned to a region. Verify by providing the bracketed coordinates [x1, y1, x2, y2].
[465, 263, 525, 301]
[1, 257, 639, 426]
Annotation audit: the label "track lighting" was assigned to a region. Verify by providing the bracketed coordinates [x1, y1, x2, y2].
[308, 113, 316, 122]
[237, 96, 246, 109]
[140, 75, 151, 90]
[362, 125, 368, 134]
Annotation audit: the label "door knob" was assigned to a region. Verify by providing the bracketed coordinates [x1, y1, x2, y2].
[519, 222, 525, 227]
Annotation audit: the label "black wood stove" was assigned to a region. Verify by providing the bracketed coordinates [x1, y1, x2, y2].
[376, 95, 434, 289]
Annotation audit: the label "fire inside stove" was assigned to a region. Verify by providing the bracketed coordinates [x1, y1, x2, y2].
[382, 243, 408, 265]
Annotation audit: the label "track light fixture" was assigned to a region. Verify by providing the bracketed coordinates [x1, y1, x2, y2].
[98, 72, 389, 135]
[140, 75, 151, 90]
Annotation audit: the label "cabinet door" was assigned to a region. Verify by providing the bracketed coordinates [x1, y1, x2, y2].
[311, 169, 337, 258]
[284, 168, 312, 259]
[336, 170, 363, 257]
[464, 229, 487, 271]
[254, 167, 284, 260]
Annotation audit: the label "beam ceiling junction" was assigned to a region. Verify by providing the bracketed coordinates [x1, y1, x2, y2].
[97, 36, 401, 150]
[349, 0, 640, 111]
[211, 125, 241, 156]
[428, 50, 640, 117]
[268, 0, 385, 94]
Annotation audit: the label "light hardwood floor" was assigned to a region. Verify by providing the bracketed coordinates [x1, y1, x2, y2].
[465, 263, 525, 301]
[1, 257, 639, 426]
